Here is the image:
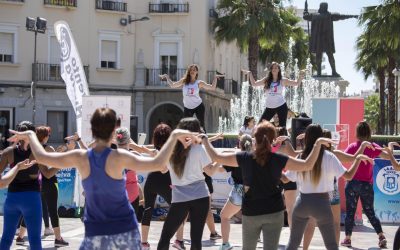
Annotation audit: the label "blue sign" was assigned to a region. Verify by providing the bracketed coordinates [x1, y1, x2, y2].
[56, 168, 76, 208]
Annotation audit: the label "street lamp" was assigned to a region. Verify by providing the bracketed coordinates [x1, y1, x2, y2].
[26, 17, 47, 125]
[393, 66, 400, 135]
[119, 15, 150, 26]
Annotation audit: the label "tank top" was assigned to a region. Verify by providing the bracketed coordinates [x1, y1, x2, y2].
[40, 144, 58, 187]
[182, 80, 202, 109]
[8, 145, 39, 193]
[265, 81, 285, 108]
[82, 148, 137, 236]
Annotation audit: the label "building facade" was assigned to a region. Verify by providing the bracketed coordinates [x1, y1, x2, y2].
[0, 0, 245, 147]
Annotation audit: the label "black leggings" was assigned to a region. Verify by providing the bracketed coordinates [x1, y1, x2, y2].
[142, 172, 172, 226]
[394, 226, 400, 250]
[158, 197, 210, 250]
[184, 103, 205, 130]
[21, 182, 59, 228]
[259, 102, 288, 127]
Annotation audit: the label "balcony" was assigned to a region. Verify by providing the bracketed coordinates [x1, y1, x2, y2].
[145, 68, 186, 86]
[33, 63, 89, 82]
[0, 0, 24, 3]
[44, 0, 77, 7]
[95, 0, 127, 12]
[149, 3, 189, 14]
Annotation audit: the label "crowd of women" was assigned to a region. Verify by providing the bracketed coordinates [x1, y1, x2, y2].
[0, 63, 400, 250]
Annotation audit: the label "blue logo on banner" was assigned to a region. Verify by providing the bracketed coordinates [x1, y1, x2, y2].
[227, 177, 235, 186]
[137, 175, 144, 184]
[377, 166, 400, 195]
[158, 196, 166, 203]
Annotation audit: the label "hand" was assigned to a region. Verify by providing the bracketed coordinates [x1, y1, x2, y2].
[296, 133, 305, 141]
[159, 74, 169, 80]
[241, 69, 251, 75]
[8, 129, 34, 151]
[356, 154, 374, 165]
[273, 136, 290, 146]
[16, 159, 37, 170]
[361, 141, 375, 150]
[64, 132, 80, 142]
[214, 74, 225, 79]
[388, 142, 400, 150]
[172, 129, 200, 147]
[56, 145, 68, 152]
[66, 140, 76, 151]
[316, 138, 338, 148]
[215, 133, 224, 141]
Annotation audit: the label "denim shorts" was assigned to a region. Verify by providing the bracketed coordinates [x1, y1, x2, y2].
[228, 184, 244, 206]
[79, 228, 141, 250]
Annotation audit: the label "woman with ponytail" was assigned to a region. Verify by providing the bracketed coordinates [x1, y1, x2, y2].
[201, 121, 333, 250]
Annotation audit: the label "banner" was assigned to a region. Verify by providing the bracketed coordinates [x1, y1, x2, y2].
[373, 159, 400, 223]
[56, 168, 77, 208]
[54, 21, 90, 136]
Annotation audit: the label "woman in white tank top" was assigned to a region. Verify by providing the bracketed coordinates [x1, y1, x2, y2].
[243, 62, 304, 128]
[160, 64, 223, 130]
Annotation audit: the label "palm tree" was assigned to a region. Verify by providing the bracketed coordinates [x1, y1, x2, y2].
[213, 0, 303, 78]
[357, 1, 400, 134]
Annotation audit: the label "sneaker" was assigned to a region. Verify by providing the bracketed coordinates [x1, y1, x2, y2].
[44, 227, 54, 236]
[219, 242, 233, 250]
[210, 232, 222, 240]
[379, 236, 387, 248]
[141, 242, 151, 250]
[15, 237, 24, 246]
[341, 238, 352, 247]
[55, 237, 69, 247]
[172, 240, 186, 250]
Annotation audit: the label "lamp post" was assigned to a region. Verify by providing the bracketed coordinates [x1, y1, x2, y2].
[26, 17, 47, 125]
[393, 66, 400, 135]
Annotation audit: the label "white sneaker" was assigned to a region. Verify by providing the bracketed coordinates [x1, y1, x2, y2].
[44, 227, 54, 236]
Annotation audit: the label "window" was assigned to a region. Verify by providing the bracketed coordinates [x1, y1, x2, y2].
[160, 42, 178, 80]
[0, 108, 13, 151]
[47, 111, 68, 143]
[101, 40, 117, 69]
[49, 36, 61, 79]
[0, 32, 13, 63]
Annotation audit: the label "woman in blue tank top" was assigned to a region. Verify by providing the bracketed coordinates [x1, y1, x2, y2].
[8, 108, 198, 250]
[243, 62, 305, 127]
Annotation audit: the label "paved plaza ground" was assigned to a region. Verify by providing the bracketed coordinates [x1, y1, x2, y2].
[0, 215, 398, 249]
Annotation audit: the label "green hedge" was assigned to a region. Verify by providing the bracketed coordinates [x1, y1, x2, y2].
[371, 135, 400, 146]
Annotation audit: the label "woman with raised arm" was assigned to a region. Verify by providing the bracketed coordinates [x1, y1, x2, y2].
[160, 64, 223, 130]
[8, 108, 197, 250]
[201, 121, 332, 250]
[242, 62, 304, 127]
[284, 124, 372, 250]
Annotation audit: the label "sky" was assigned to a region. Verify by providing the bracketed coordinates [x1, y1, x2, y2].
[285, 0, 381, 95]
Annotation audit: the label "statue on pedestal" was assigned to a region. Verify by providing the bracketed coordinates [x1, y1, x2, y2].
[303, 1, 357, 77]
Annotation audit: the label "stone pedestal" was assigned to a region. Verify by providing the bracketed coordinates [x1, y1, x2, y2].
[312, 75, 349, 97]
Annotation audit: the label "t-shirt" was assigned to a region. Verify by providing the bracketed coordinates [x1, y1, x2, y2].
[239, 126, 254, 136]
[345, 141, 382, 183]
[125, 170, 139, 203]
[236, 151, 288, 216]
[182, 80, 202, 109]
[223, 165, 243, 185]
[286, 151, 346, 193]
[265, 81, 285, 108]
[168, 144, 212, 186]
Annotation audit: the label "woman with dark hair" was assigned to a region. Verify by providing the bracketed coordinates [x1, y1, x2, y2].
[157, 117, 220, 250]
[243, 62, 304, 127]
[17, 125, 69, 247]
[284, 124, 372, 250]
[8, 108, 197, 249]
[0, 121, 41, 250]
[238, 116, 255, 137]
[341, 121, 397, 248]
[160, 64, 223, 129]
[201, 121, 332, 250]
[140, 123, 186, 250]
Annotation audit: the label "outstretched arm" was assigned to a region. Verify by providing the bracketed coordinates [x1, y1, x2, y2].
[202, 136, 238, 167]
[160, 74, 184, 88]
[282, 70, 305, 87]
[199, 74, 224, 91]
[242, 70, 266, 87]
[0, 159, 37, 189]
[342, 155, 373, 180]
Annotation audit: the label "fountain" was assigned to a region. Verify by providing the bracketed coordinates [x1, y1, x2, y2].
[218, 38, 340, 134]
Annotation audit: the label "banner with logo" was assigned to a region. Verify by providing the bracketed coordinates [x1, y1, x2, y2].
[56, 168, 77, 208]
[54, 21, 90, 137]
[374, 159, 400, 223]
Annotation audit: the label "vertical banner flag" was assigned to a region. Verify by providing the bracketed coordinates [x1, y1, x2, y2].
[54, 21, 90, 136]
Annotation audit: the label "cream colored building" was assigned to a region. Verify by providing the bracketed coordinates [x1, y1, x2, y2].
[0, 0, 245, 146]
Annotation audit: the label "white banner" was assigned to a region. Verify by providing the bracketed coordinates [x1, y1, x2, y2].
[54, 21, 90, 136]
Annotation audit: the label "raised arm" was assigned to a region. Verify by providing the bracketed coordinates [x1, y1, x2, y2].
[242, 70, 266, 87]
[199, 74, 224, 91]
[378, 142, 399, 160]
[0, 159, 37, 189]
[342, 155, 373, 180]
[201, 135, 238, 167]
[160, 74, 184, 88]
[381, 146, 400, 171]
[38, 145, 60, 179]
[284, 138, 334, 171]
[282, 70, 305, 87]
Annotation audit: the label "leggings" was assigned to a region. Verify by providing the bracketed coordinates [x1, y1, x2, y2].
[344, 180, 383, 236]
[242, 211, 284, 250]
[259, 102, 288, 127]
[286, 193, 338, 250]
[21, 182, 60, 229]
[142, 172, 172, 226]
[184, 102, 205, 130]
[158, 196, 209, 250]
[0, 191, 42, 250]
[394, 226, 400, 250]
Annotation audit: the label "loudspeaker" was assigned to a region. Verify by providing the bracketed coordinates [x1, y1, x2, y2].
[291, 117, 312, 147]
